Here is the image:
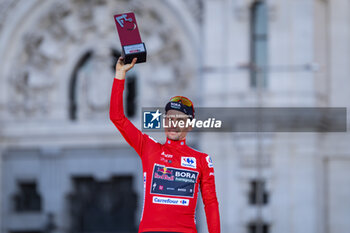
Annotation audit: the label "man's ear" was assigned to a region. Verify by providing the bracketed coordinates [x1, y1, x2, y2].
[188, 125, 193, 132]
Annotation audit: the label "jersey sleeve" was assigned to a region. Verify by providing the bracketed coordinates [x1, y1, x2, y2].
[200, 154, 221, 233]
[109, 78, 147, 157]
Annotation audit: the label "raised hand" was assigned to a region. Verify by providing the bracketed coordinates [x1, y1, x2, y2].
[115, 56, 137, 80]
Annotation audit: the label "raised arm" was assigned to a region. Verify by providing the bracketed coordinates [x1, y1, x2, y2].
[109, 57, 146, 157]
[200, 155, 221, 233]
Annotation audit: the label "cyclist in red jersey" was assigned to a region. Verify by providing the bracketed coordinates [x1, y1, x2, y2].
[109, 57, 220, 233]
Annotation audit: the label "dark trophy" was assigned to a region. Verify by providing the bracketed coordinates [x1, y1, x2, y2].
[114, 12, 147, 64]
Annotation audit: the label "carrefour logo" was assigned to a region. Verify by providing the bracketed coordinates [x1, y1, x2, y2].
[152, 196, 189, 206]
[181, 157, 196, 169]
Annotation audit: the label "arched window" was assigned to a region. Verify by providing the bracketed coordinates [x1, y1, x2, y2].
[69, 51, 93, 120]
[69, 49, 137, 121]
[111, 50, 137, 118]
[250, 1, 268, 88]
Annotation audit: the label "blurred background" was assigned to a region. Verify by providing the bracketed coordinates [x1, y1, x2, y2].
[0, 0, 349, 233]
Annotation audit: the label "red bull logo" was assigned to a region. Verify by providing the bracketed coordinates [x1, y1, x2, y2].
[157, 167, 173, 175]
[155, 167, 174, 181]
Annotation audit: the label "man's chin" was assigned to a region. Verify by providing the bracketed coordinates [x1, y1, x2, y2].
[166, 132, 181, 140]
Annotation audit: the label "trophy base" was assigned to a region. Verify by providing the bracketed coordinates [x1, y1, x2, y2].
[122, 42, 147, 64]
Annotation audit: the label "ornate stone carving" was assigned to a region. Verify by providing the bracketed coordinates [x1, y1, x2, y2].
[183, 0, 203, 23]
[6, 0, 196, 120]
[40, 2, 71, 40]
[137, 7, 193, 88]
[8, 32, 57, 116]
[0, 0, 19, 34]
[7, 1, 72, 117]
[76, 46, 115, 120]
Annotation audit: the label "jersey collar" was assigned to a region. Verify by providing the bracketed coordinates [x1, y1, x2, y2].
[166, 137, 186, 146]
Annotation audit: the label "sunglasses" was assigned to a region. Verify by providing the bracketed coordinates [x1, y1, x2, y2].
[169, 96, 193, 106]
[169, 96, 195, 114]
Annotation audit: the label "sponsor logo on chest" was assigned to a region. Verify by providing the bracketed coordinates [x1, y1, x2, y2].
[152, 196, 189, 206]
[161, 151, 173, 158]
[150, 164, 199, 198]
[206, 155, 213, 168]
[181, 157, 196, 169]
[160, 151, 173, 163]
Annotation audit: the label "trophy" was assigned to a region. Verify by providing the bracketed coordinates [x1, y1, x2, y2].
[114, 12, 147, 64]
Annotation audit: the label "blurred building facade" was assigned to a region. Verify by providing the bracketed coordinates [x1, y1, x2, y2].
[0, 0, 349, 233]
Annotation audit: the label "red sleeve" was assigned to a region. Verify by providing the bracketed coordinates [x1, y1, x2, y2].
[200, 154, 221, 233]
[109, 78, 146, 157]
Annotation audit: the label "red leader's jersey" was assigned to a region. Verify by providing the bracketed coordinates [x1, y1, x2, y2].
[109, 79, 220, 233]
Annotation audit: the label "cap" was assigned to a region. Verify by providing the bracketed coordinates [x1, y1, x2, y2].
[165, 100, 195, 119]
